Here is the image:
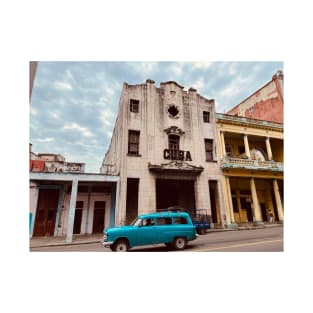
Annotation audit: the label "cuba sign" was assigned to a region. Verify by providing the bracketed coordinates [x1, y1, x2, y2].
[163, 149, 192, 161]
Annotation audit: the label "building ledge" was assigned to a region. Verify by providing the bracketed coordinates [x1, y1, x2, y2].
[220, 157, 283, 172]
[148, 161, 204, 175]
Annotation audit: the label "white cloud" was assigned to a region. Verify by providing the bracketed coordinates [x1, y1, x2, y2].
[128, 62, 158, 75]
[53, 81, 72, 91]
[37, 137, 54, 143]
[170, 64, 183, 76]
[100, 109, 116, 126]
[192, 79, 205, 92]
[63, 123, 93, 137]
[191, 62, 213, 70]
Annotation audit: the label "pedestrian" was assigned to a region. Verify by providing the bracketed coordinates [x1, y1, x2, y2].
[269, 212, 273, 224]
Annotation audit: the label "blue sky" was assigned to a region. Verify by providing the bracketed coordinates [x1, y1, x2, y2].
[30, 61, 283, 172]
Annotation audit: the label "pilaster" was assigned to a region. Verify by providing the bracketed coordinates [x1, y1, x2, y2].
[66, 177, 78, 243]
[273, 179, 284, 223]
[250, 178, 264, 225]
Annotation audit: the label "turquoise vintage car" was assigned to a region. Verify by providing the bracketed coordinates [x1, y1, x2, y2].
[102, 211, 198, 251]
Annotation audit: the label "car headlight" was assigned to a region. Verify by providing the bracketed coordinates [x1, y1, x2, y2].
[103, 233, 108, 241]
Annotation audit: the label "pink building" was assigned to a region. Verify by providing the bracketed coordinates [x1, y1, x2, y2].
[227, 70, 283, 123]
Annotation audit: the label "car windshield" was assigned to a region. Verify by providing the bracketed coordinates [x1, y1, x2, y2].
[130, 217, 143, 226]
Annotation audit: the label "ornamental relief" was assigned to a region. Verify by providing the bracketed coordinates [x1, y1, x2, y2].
[164, 126, 185, 136]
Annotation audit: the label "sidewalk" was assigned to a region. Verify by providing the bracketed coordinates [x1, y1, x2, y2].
[30, 223, 283, 248]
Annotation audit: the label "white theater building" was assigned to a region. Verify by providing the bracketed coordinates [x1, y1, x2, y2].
[101, 79, 230, 228]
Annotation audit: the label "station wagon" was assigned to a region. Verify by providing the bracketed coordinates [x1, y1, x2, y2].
[102, 211, 198, 251]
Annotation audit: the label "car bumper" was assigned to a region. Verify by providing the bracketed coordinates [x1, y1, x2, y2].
[102, 241, 114, 248]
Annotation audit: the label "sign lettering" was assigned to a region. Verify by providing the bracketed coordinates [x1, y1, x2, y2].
[163, 149, 192, 161]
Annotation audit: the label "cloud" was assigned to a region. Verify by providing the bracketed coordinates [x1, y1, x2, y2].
[191, 62, 213, 70]
[63, 123, 94, 138]
[53, 81, 73, 91]
[100, 109, 115, 127]
[37, 137, 54, 143]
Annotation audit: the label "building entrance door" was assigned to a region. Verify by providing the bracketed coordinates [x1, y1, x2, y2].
[156, 179, 195, 211]
[33, 188, 59, 236]
[93, 201, 105, 233]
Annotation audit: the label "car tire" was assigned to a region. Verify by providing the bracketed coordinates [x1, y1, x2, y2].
[112, 239, 129, 252]
[173, 237, 187, 250]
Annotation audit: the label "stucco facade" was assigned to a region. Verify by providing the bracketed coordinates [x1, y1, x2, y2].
[101, 79, 228, 228]
[216, 114, 284, 225]
[227, 70, 284, 123]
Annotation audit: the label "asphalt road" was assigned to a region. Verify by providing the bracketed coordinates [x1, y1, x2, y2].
[30, 226, 283, 252]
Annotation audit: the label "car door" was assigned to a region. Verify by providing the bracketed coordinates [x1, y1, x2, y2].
[134, 218, 158, 246]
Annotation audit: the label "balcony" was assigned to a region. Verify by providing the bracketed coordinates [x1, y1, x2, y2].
[220, 157, 283, 172]
[101, 164, 117, 175]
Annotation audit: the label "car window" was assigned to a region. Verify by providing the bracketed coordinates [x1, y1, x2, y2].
[156, 217, 172, 225]
[131, 218, 143, 226]
[173, 217, 188, 224]
[142, 218, 155, 226]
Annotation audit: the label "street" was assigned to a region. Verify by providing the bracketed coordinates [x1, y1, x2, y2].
[30, 226, 283, 252]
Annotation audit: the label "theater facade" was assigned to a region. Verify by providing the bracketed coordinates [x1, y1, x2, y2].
[101, 79, 230, 228]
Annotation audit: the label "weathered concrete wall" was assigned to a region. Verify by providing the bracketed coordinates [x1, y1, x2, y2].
[227, 71, 283, 123]
[101, 79, 225, 225]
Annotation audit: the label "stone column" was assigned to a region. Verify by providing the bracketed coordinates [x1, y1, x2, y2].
[225, 176, 237, 227]
[85, 185, 92, 234]
[66, 177, 79, 243]
[195, 175, 211, 214]
[54, 185, 64, 237]
[265, 137, 273, 160]
[29, 183, 39, 238]
[220, 130, 226, 159]
[273, 179, 284, 223]
[244, 134, 251, 158]
[250, 178, 263, 225]
[217, 179, 227, 228]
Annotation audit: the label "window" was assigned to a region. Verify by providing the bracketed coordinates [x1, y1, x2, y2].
[204, 139, 214, 161]
[130, 99, 139, 113]
[76, 201, 84, 208]
[203, 111, 210, 123]
[156, 217, 172, 225]
[128, 130, 140, 155]
[225, 144, 233, 157]
[168, 105, 179, 118]
[173, 217, 188, 224]
[168, 134, 180, 151]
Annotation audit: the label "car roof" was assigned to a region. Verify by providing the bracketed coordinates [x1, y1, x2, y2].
[138, 211, 189, 219]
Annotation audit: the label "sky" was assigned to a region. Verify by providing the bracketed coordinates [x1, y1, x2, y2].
[30, 61, 283, 172]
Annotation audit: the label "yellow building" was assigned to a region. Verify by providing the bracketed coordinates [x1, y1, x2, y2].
[216, 114, 283, 226]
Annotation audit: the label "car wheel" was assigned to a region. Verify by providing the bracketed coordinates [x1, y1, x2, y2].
[112, 239, 129, 252]
[173, 237, 187, 250]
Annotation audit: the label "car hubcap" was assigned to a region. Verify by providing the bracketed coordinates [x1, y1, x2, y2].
[176, 239, 185, 248]
[117, 244, 126, 251]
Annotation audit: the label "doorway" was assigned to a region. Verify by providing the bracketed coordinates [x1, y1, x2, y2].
[33, 188, 60, 236]
[156, 179, 195, 211]
[126, 178, 139, 225]
[93, 201, 105, 233]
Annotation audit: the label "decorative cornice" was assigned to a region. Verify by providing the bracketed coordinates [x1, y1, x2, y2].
[148, 161, 203, 175]
[164, 126, 185, 136]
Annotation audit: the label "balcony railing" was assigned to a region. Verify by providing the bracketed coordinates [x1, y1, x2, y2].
[101, 164, 117, 175]
[221, 157, 283, 171]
